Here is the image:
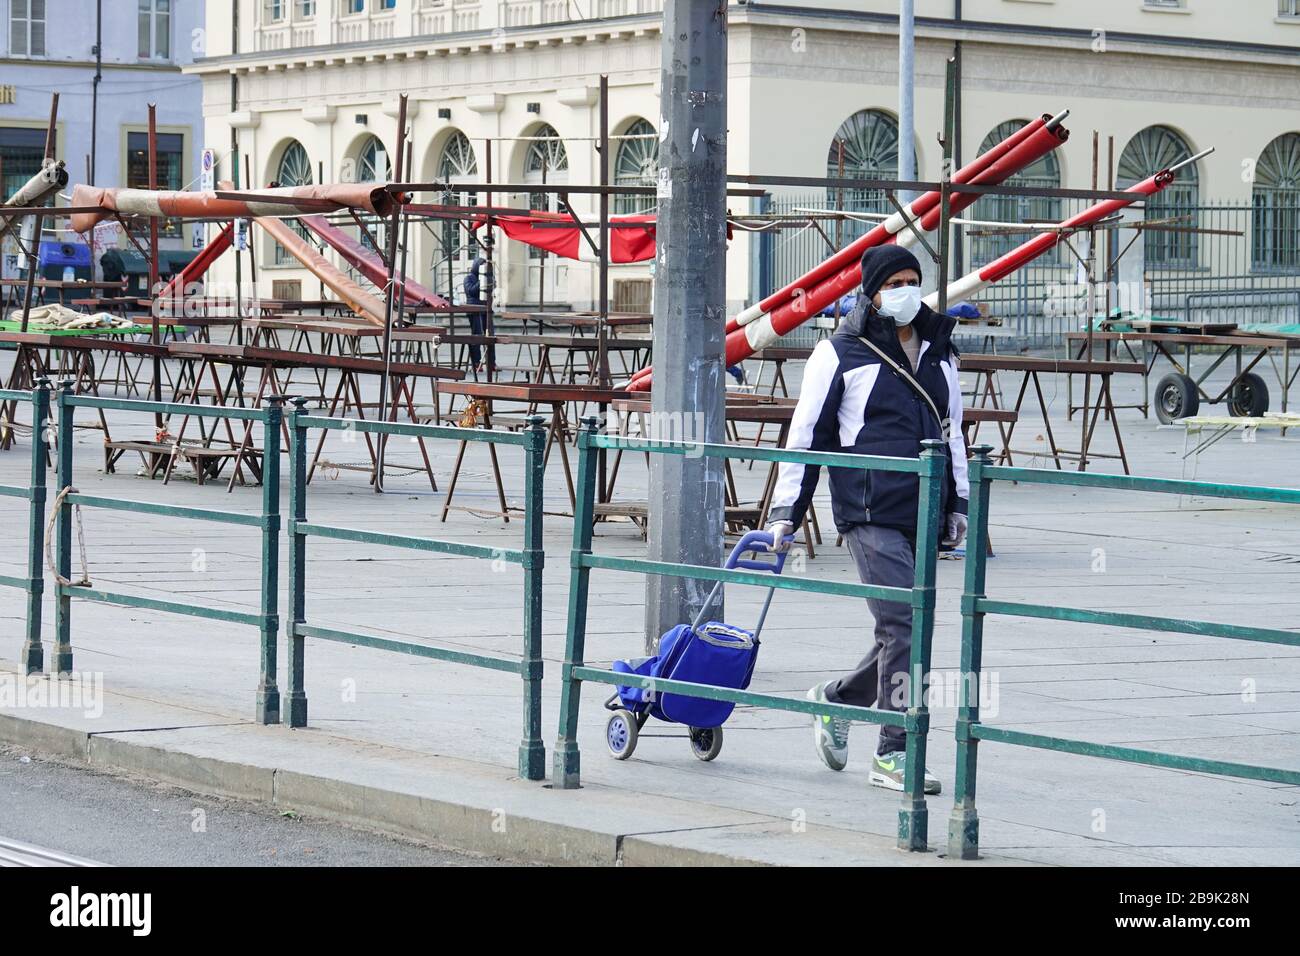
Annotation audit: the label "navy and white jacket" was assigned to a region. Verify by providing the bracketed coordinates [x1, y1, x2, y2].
[768, 301, 969, 536]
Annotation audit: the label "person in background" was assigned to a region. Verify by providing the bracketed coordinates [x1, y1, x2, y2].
[462, 236, 495, 373]
[765, 244, 968, 795]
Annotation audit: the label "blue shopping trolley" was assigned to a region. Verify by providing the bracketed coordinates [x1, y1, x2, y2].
[604, 530, 791, 762]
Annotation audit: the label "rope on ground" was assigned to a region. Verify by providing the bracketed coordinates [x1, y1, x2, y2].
[0, 416, 33, 438]
[44, 486, 92, 588]
[315, 459, 427, 479]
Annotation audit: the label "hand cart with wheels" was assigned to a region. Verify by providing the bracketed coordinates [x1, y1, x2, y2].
[604, 530, 790, 763]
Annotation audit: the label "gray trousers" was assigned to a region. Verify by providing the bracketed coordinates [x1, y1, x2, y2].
[824, 523, 915, 755]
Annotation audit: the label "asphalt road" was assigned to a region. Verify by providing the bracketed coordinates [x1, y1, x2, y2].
[0, 746, 507, 867]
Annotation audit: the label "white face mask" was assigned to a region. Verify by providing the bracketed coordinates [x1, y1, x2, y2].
[877, 285, 922, 326]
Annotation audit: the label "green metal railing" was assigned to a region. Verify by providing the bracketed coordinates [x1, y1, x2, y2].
[553, 418, 949, 851]
[284, 399, 549, 780]
[948, 444, 1300, 859]
[53, 387, 285, 723]
[1, 380, 50, 675]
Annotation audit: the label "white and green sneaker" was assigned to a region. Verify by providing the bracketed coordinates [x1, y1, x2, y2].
[807, 680, 850, 771]
[870, 750, 941, 794]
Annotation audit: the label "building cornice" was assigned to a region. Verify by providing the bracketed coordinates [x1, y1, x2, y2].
[185, 13, 663, 76]
[736, 4, 1299, 66]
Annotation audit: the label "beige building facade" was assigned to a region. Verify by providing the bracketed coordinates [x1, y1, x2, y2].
[188, 1, 1300, 317]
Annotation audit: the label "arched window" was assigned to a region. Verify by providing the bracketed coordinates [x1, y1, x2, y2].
[354, 135, 391, 183]
[439, 130, 478, 181]
[437, 132, 480, 295]
[339, 136, 392, 255]
[273, 141, 313, 265]
[1252, 133, 1300, 272]
[1118, 126, 1199, 267]
[970, 120, 1061, 263]
[524, 125, 568, 183]
[523, 125, 569, 300]
[614, 118, 657, 215]
[828, 109, 899, 215]
[276, 140, 313, 187]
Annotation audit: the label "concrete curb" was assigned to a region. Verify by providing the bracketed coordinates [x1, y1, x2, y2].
[0, 706, 971, 867]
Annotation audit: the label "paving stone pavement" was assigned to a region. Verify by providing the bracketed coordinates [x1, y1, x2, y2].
[0, 351, 1296, 864]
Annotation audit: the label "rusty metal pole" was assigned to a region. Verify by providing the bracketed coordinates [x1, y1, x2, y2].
[937, 56, 956, 318]
[146, 107, 163, 428]
[1079, 130, 1099, 471]
[539, 153, 547, 311]
[396, 139, 414, 329]
[374, 93, 408, 493]
[598, 74, 610, 388]
[18, 94, 57, 333]
[485, 136, 496, 382]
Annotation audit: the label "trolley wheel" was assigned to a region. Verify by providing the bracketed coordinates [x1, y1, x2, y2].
[688, 726, 724, 762]
[1154, 373, 1200, 424]
[1228, 373, 1269, 417]
[606, 709, 639, 760]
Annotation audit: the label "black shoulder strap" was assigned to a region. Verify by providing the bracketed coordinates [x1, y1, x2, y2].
[856, 335, 945, 428]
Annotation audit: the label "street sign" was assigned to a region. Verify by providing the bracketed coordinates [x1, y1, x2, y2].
[200, 148, 216, 191]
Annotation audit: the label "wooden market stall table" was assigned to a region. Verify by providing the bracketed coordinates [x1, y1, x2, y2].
[962, 353, 1144, 472]
[1064, 329, 1296, 421]
[0, 330, 172, 452]
[489, 332, 653, 384]
[0, 322, 179, 396]
[1, 278, 127, 309]
[496, 310, 653, 333]
[431, 381, 640, 521]
[160, 341, 463, 490]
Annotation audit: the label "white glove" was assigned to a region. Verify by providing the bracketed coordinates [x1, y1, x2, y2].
[766, 521, 794, 553]
[943, 513, 968, 548]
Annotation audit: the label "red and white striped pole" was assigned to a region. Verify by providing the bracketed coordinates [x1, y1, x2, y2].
[925, 158, 1204, 306]
[629, 110, 1069, 390]
[628, 152, 1206, 392]
[727, 110, 1069, 336]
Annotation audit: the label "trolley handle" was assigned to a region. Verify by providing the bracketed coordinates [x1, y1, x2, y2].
[727, 530, 791, 574]
[689, 531, 793, 635]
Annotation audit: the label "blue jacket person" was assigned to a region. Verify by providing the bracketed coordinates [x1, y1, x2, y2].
[765, 245, 969, 795]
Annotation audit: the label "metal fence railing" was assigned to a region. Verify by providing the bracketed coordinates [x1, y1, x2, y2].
[284, 401, 550, 780]
[949, 444, 1300, 860]
[52, 390, 285, 722]
[0, 381, 50, 675]
[553, 419, 949, 851]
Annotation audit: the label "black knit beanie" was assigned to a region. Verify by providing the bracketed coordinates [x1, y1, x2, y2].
[859, 245, 922, 300]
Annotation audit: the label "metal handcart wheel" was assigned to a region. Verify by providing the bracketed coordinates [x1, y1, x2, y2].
[688, 726, 723, 761]
[606, 709, 639, 760]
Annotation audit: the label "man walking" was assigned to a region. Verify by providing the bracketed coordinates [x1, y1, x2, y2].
[462, 237, 495, 374]
[766, 245, 968, 794]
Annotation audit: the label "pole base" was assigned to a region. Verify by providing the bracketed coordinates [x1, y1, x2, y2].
[518, 740, 546, 781]
[551, 743, 581, 790]
[21, 642, 43, 676]
[51, 650, 73, 677]
[897, 799, 930, 852]
[256, 688, 280, 727]
[947, 807, 980, 860]
[283, 693, 308, 729]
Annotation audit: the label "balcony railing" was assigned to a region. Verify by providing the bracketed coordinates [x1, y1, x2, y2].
[417, 1, 482, 34]
[594, 0, 663, 16]
[255, 2, 318, 51]
[500, 0, 572, 28]
[250, 0, 665, 52]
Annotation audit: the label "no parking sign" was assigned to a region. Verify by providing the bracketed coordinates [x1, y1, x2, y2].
[200, 148, 215, 191]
